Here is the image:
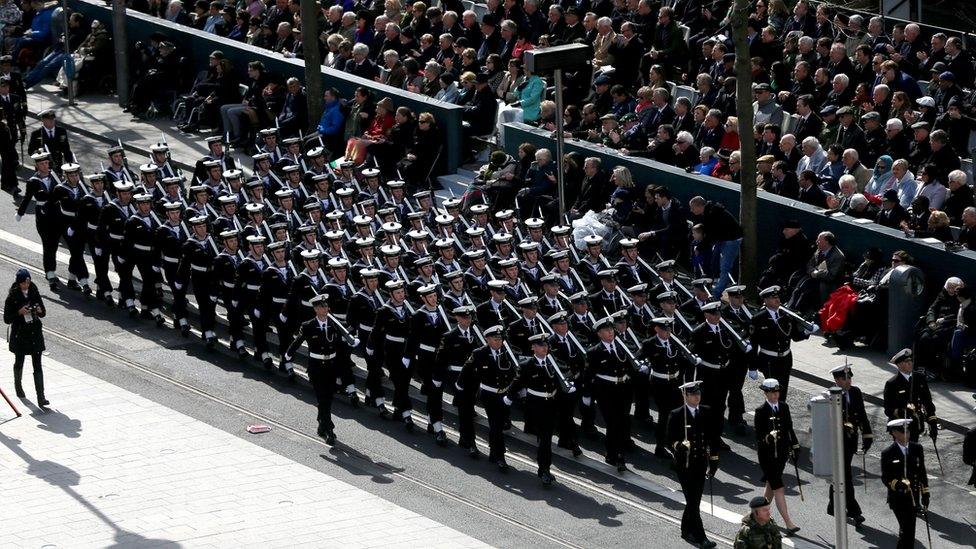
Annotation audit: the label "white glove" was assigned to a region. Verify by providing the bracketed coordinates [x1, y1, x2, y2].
[152, 266, 161, 273]
[566, 385, 577, 394]
[66, 227, 74, 237]
[518, 389, 527, 398]
[94, 247, 103, 257]
[283, 354, 292, 362]
[748, 370, 759, 380]
[117, 257, 125, 264]
[366, 347, 374, 356]
[581, 396, 592, 406]
[744, 344, 753, 353]
[231, 300, 239, 308]
[808, 323, 820, 334]
[15, 214, 21, 222]
[454, 381, 463, 391]
[402, 357, 411, 368]
[279, 313, 287, 323]
[253, 309, 261, 318]
[352, 338, 361, 347]
[502, 396, 513, 406]
[639, 365, 649, 374]
[174, 281, 182, 290]
[432, 379, 442, 388]
[694, 357, 702, 366]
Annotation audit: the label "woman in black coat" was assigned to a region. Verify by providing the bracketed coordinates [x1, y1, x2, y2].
[4, 269, 47, 406]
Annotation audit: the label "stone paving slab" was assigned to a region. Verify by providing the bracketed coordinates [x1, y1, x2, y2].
[0, 344, 491, 549]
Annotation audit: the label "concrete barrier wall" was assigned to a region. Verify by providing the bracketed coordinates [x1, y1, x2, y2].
[70, 0, 464, 172]
[502, 123, 976, 294]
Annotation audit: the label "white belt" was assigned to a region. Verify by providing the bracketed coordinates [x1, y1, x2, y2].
[221, 281, 234, 288]
[596, 374, 629, 383]
[358, 324, 373, 332]
[418, 343, 436, 353]
[60, 208, 76, 217]
[699, 360, 724, 370]
[109, 233, 124, 240]
[191, 265, 209, 272]
[650, 371, 680, 380]
[480, 383, 501, 393]
[245, 284, 261, 290]
[162, 255, 180, 264]
[133, 243, 151, 251]
[386, 335, 405, 343]
[87, 223, 98, 230]
[527, 388, 557, 399]
[759, 348, 791, 358]
[309, 352, 337, 360]
[272, 297, 286, 303]
[449, 365, 463, 372]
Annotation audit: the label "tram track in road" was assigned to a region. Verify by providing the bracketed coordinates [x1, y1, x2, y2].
[0, 248, 740, 548]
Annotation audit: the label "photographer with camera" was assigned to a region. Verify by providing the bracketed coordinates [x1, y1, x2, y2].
[4, 268, 47, 406]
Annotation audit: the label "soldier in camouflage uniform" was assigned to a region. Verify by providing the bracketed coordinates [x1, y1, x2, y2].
[734, 496, 782, 549]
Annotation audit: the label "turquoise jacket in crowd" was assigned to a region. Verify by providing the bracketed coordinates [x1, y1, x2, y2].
[517, 75, 545, 123]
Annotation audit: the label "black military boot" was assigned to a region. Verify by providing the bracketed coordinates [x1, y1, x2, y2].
[13, 364, 25, 398]
[34, 367, 48, 407]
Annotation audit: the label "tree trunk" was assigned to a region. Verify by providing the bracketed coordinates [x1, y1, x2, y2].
[730, 0, 757, 297]
[300, 0, 323, 130]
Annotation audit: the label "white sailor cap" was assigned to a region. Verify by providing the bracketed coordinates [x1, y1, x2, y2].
[887, 418, 912, 430]
[583, 234, 603, 246]
[760, 378, 781, 392]
[679, 380, 703, 394]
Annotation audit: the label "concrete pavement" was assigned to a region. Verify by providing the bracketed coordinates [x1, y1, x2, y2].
[0, 345, 490, 549]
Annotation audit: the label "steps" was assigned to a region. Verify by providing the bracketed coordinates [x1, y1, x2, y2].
[435, 167, 477, 201]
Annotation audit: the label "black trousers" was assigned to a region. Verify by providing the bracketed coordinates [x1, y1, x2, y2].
[13, 353, 43, 397]
[677, 465, 708, 542]
[307, 358, 336, 432]
[161, 262, 188, 325]
[725, 353, 749, 425]
[595, 380, 632, 464]
[631, 373, 650, 420]
[652, 377, 681, 447]
[526, 396, 556, 475]
[892, 501, 917, 549]
[453, 386, 477, 447]
[133, 257, 159, 310]
[556, 390, 579, 447]
[827, 441, 862, 517]
[37, 216, 60, 279]
[365, 354, 386, 408]
[481, 392, 508, 462]
[89, 242, 113, 296]
[386, 350, 413, 418]
[757, 352, 793, 400]
[190, 274, 217, 336]
[63, 229, 89, 281]
[0, 134, 17, 191]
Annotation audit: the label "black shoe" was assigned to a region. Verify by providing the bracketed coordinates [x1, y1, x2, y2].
[104, 295, 115, 308]
[15, 386, 25, 398]
[377, 406, 390, 419]
[617, 461, 627, 473]
[155, 315, 166, 328]
[852, 514, 865, 526]
[604, 456, 618, 467]
[503, 419, 512, 431]
[497, 459, 509, 473]
[82, 284, 92, 296]
[427, 423, 435, 434]
[263, 358, 273, 371]
[205, 336, 216, 350]
[287, 371, 297, 383]
[66, 280, 81, 291]
[716, 440, 731, 452]
[237, 347, 249, 360]
[700, 539, 717, 548]
[325, 431, 336, 446]
[180, 324, 191, 338]
[317, 423, 328, 438]
[404, 416, 415, 432]
[784, 526, 801, 536]
[540, 472, 554, 486]
[571, 445, 583, 457]
[347, 392, 359, 407]
[468, 446, 480, 459]
[37, 397, 49, 407]
[49, 279, 59, 291]
[435, 430, 447, 446]
[128, 307, 139, 318]
[140, 309, 152, 320]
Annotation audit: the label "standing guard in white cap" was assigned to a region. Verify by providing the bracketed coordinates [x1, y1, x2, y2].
[408, 284, 451, 443]
[177, 215, 220, 347]
[585, 315, 634, 472]
[748, 285, 818, 400]
[260, 240, 297, 369]
[211, 230, 243, 348]
[641, 316, 700, 459]
[81, 174, 113, 301]
[366, 280, 414, 423]
[667, 380, 720, 548]
[154, 201, 190, 333]
[881, 418, 930, 549]
[233, 235, 269, 361]
[98, 180, 135, 304]
[754, 378, 801, 536]
[122, 192, 165, 325]
[17, 151, 62, 288]
[49, 163, 91, 293]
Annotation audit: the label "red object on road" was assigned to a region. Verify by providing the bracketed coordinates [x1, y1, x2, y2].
[0, 385, 22, 417]
[246, 424, 271, 434]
